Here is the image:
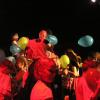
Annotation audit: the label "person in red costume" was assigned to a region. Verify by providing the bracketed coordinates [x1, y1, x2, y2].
[30, 58, 57, 100]
[75, 52, 100, 100]
[0, 49, 15, 100]
[26, 30, 48, 60]
[22, 29, 49, 91]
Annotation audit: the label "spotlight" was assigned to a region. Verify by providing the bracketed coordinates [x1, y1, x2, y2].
[91, 0, 96, 3]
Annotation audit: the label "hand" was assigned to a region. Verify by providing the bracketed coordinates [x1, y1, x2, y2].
[64, 69, 69, 75]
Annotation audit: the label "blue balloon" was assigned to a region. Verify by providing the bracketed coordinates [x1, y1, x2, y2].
[10, 44, 21, 55]
[78, 35, 94, 47]
[46, 35, 58, 45]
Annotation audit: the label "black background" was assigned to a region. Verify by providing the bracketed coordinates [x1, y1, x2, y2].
[0, 0, 100, 59]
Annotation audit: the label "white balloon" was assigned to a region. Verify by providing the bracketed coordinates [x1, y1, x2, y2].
[6, 56, 16, 65]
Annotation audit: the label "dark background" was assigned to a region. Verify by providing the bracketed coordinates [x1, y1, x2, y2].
[0, 0, 100, 60]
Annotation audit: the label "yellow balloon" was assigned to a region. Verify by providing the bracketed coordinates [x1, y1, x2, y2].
[18, 37, 29, 50]
[60, 55, 70, 69]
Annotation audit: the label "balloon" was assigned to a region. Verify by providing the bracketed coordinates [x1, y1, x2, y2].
[10, 44, 21, 55]
[46, 35, 58, 45]
[78, 35, 94, 47]
[6, 56, 16, 65]
[60, 55, 70, 69]
[18, 37, 29, 50]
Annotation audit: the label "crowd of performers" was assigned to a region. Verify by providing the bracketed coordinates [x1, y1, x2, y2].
[0, 30, 100, 100]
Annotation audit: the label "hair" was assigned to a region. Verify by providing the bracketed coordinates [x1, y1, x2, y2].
[46, 29, 53, 35]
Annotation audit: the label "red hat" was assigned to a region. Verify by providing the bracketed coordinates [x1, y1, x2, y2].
[34, 58, 56, 83]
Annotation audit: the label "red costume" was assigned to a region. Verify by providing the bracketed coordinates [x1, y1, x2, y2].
[23, 38, 48, 87]
[75, 59, 100, 100]
[26, 29, 48, 60]
[84, 68, 100, 93]
[0, 59, 13, 99]
[26, 39, 47, 60]
[75, 76, 94, 100]
[30, 58, 56, 100]
[82, 59, 96, 71]
[30, 80, 53, 100]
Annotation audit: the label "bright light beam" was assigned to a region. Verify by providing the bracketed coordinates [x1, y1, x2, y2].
[91, 0, 96, 3]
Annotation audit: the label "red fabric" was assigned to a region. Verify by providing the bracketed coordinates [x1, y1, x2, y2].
[83, 68, 100, 92]
[26, 39, 47, 60]
[64, 96, 69, 100]
[30, 80, 53, 100]
[34, 58, 56, 83]
[75, 68, 100, 100]
[0, 61, 12, 97]
[0, 64, 8, 74]
[0, 72, 11, 96]
[0, 94, 4, 100]
[15, 70, 25, 81]
[22, 71, 29, 88]
[75, 76, 94, 100]
[82, 59, 96, 70]
[0, 59, 15, 74]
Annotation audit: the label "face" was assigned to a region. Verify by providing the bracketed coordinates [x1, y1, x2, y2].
[12, 33, 19, 41]
[39, 30, 47, 40]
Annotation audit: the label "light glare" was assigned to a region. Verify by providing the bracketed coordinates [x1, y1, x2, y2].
[91, 0, 96, 3]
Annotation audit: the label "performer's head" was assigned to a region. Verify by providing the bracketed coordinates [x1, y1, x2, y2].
[39, 30, 48, 41]
[93, 52, 100, 69]
[16, 56, 26, 70]
[12, 33, 19, 41]
[94, 52, 100, 61]
[82, 52, 100, 70]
